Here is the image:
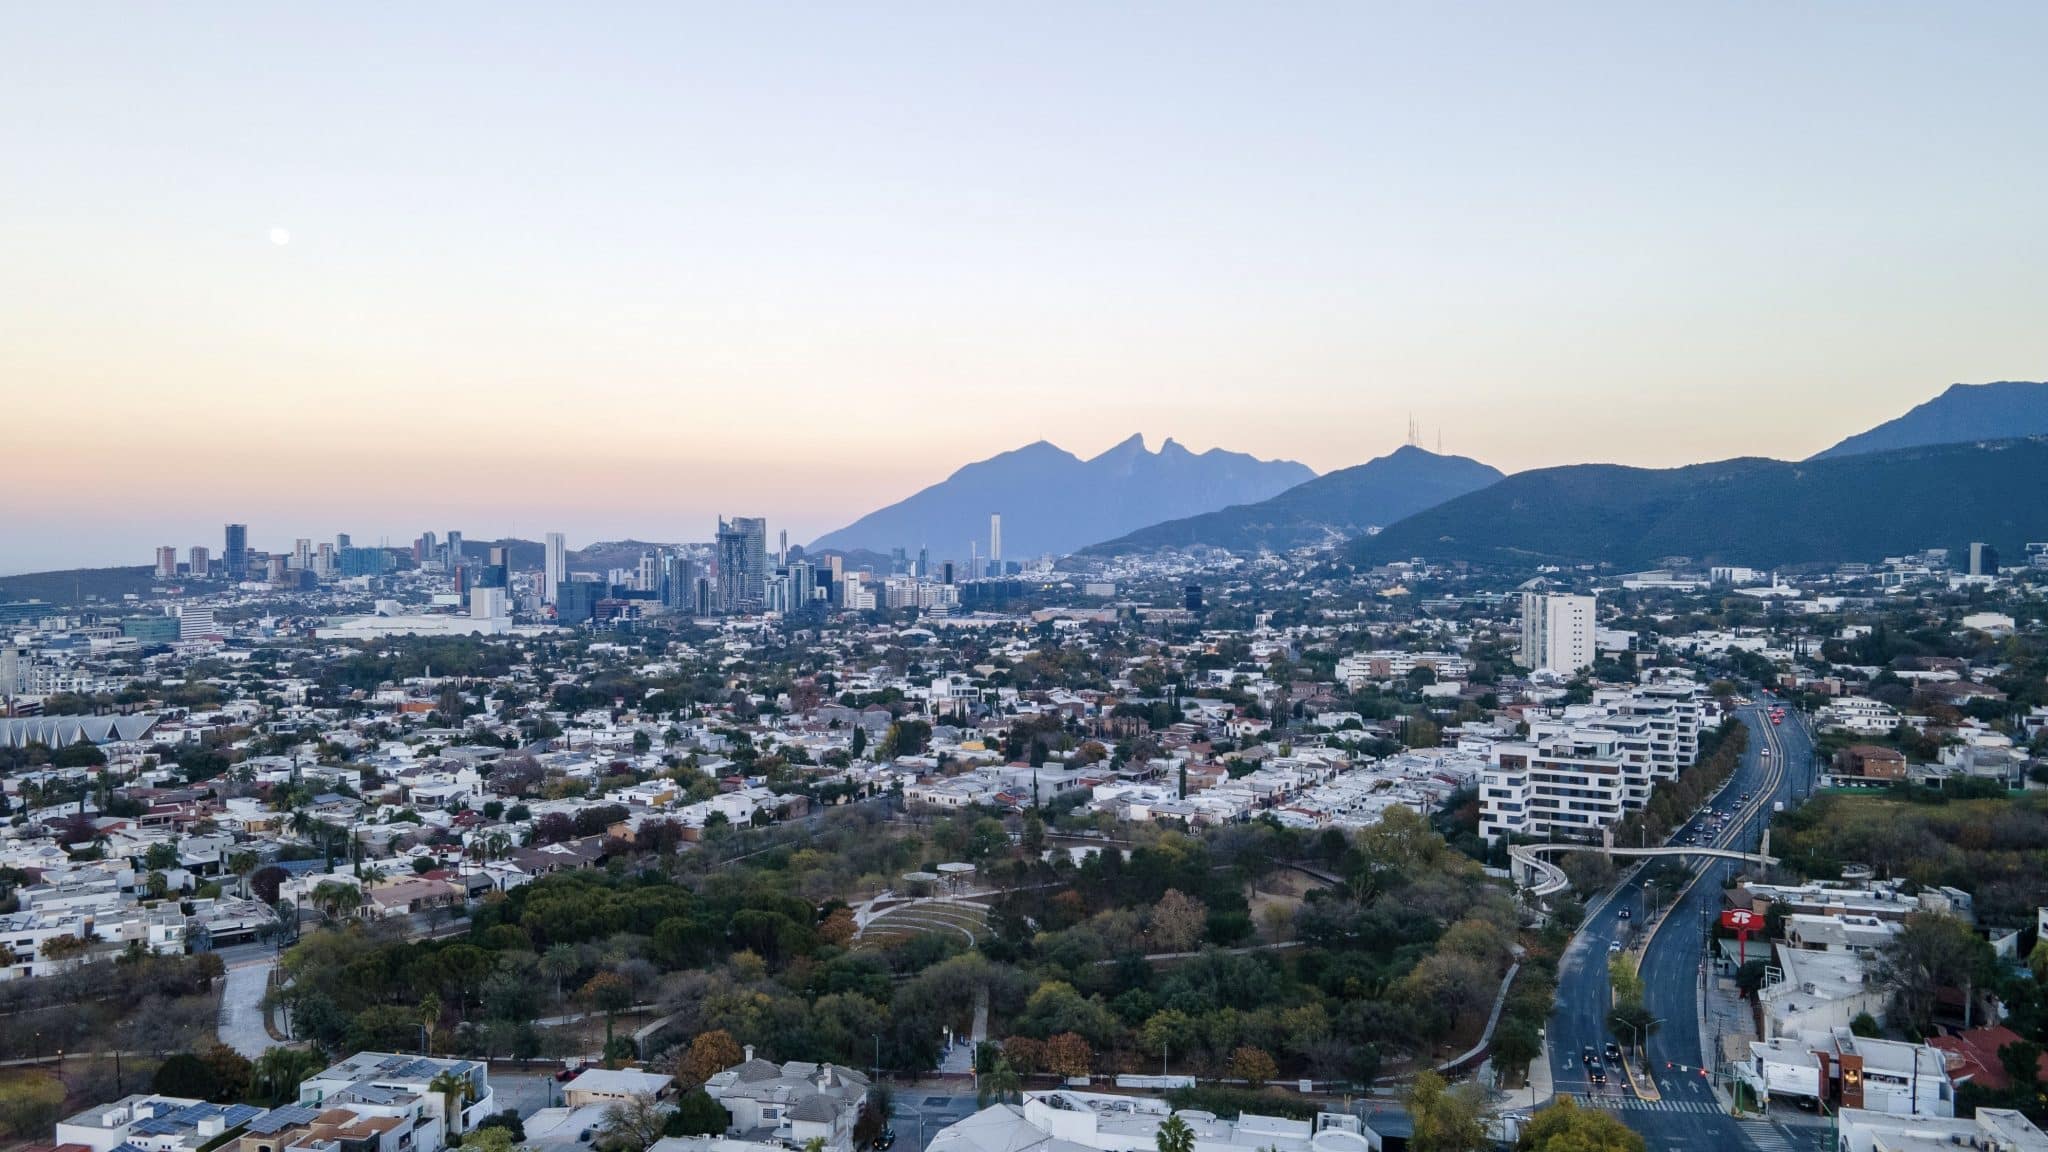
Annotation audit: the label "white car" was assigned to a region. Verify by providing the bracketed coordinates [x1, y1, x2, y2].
[1761, 749, 1772, 757]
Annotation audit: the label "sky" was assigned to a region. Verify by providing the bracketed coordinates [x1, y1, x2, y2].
[4, 3, 2047, 573]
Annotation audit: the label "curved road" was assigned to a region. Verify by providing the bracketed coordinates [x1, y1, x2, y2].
[1543, 698, 1819, 1152]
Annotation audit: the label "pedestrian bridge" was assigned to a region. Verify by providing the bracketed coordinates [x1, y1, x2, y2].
[1507, 837, 1776, 898]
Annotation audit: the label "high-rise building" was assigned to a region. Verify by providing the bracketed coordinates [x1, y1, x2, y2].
[716, 516, 768, 614]
[155, 547, 179, 578]
[293, 538, 313, 571]
[335, 533, 351, 551]
[778, 529, 788, 565]
[942, 561, 955, 585]
[1517, 592, 1596, 675]
[1969, 542, 2000, 577]
[1184, 583, 1204, 614]
[267, 554, 289, 583]
[446, 531, 464, 568]
[415, 531, 437, 565]
[990, 514, 1002, 571]
[339, 546, 391, 577]
[469, 586, 507, 620]
[917, 547, 929, 579]
[178, 606, 218, 641]
[224, 524, 248, 579]
[637, 552, 660, 594]
[188, 546, 210, 577]
[315, 542, 335, 576]
[557, 578, 601, 625]
[545, 532, 567, 604]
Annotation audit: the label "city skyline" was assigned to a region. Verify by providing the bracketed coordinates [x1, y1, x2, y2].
[7, 5, 2048, 571]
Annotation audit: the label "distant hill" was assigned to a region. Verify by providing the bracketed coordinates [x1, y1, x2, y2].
[0, 566, 158, 607]
[1078, 445, 1503, 557]
[1812, 381, 2048, 459]
[1353, 438, 2048, 570]
[809, 435, 1314, 560]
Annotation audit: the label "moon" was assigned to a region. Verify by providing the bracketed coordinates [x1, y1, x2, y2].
[269, 227, 291, 246]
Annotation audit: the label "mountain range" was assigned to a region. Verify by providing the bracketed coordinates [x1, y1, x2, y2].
[1351, 437, 2048, 570]
[808, 435, 1315, 560]
[1811, 380, 2048, 459]
[1077, 445, 1503, 557]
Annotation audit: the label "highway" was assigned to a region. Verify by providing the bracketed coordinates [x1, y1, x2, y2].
[1542, 697, 1823, 1152]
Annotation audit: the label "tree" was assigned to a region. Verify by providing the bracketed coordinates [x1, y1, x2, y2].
[250, 1047, 327, 1106]
[428, 1070, 474, 1140]
[669, 1088, 730, 1138]
[1405, 1070, 1488, 1152]
[1156, 1115, 1195, 1152]
[154, 1053, 220, 1100]
[984, 1058, 1022, 1106]
[680, 1029, 746, 1086]
[1515, 1096, 1645, 1152]
[465, 1129, 518, 1152]
[1493, 1018, 1542, 1086]
[541, 943, 580, 1004]
[1875, 912, 1996, 1035]
[201, 1043, 253, 1102]
[581, 972, 635, 1050]
[1148, 889, 1207, 953]
[1225, 1046, 1278, 1088]
[598, 1093, 671, 1152]
[1042, 1032, 1093, 1078]
[1849, 1012, 1881, 1039]
[2001, 1039, 2043, 1096]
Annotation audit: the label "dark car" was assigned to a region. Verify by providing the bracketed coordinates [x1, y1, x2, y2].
[1617, 907, 1631, 920]
[1605, 1042, 1622, 1063]
[1588, 1058, 1607, 1085]
[875, 1130, 897, 1150]
[1582, 1046, 1597, 1065]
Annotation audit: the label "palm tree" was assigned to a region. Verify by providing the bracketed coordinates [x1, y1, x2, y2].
[1155, 1115, 1194, 1152]
[540, 944, 579, 1004]
[985, 1058, 1021, 1106]
[228, 850, 260, 898]
[311, 880, 363, 922]
[427, 1070, 473, 1140]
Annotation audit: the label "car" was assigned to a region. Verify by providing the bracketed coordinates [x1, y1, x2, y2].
[1588, 1059, 1607, 1085]
[1794, 1097, 1818, 1113]
[1582, 1046, 1597, 1065]
[1762, 748, 1772, 757]
[1609, 940, 1623, 953]
[1617, 908, 1631, 920]
[1604, 1042, 1623, 1063]
[875, 1130, 897, 1150]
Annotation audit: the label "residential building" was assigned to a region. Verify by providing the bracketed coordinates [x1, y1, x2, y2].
[545, 532, 567, 604]
[717, 517, 768, 614]
[1517, 592, 1595, 675]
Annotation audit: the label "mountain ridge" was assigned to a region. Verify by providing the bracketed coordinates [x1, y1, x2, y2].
[1812, 380, 2048, 459]
[1078, 445, 1504, 557]
[809, 435, 1315, 559]
[1353, 437, 2048, 570]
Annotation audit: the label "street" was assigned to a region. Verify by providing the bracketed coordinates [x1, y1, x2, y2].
[1544, 698, 1826, 1152]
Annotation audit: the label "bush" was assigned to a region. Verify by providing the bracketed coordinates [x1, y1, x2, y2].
[1164, 1085, 1315, 1121]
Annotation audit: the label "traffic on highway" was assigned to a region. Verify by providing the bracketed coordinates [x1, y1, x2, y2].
[1541, 695, 1821, 1152]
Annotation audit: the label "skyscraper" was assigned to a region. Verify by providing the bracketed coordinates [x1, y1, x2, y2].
[188, 546, 209, 577]
[716, 516, 768, 614]
[1969, 542, 2000, 577]
[294, 538, 313, 570]
[990, 513, 1002, 574]
[335, 533, 351, 550]
[224, 524, 248, 579]
[545, 532, 566, 604]
[661, 554, 699, 612]
[446, 531, 464, 568]
[1518, 592, 1596, 675]
[155, 547, 179, 578]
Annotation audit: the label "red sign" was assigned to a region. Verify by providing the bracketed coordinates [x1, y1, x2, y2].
[1721, 909, 1758, 931]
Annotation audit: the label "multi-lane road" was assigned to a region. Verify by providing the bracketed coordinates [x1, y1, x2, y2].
[1543, 697, 1823, 1152]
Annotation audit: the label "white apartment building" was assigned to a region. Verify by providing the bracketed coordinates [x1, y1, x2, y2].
[1335, 650, 1471, 688]
[1479, 729, 1626, 842]
[1517, 592, 1595, 675]
[545, 532, 566, 604]
[1481, 684, 1702, 843]
[1816, 696, 1903, 736]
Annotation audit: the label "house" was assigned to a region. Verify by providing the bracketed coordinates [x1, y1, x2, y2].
[703, 1053, 869, 1152]
[296, 1053, 495, 1152]
[927, 1093, 1380, 1152]
[1830, 745, 1906, 783]
[55, 1097, 259, 1152]
[561, 1068, 675, 1109]
[1928, 1026, 2048, 1093]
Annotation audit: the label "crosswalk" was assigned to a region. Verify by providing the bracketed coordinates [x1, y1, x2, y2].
[1569, 1093, 1723, 1114]
[1738, 1120, 1798, 1152]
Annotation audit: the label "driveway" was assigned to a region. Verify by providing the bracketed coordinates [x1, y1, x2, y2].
[218, 955, 279, 1058]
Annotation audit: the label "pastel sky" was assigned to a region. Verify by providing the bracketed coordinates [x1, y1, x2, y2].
[5, 4, 2046, 574]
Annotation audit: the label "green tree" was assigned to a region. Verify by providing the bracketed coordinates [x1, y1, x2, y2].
[428, 1070, 474, 1141]
[1405, 1070, 1488, 1152]
[1156, 1115, 1195, 1152]
[1493, 1018, 1542, 1086]
[1515, 1096, 1645, 1152]
[668, 1088, 730, 1138]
